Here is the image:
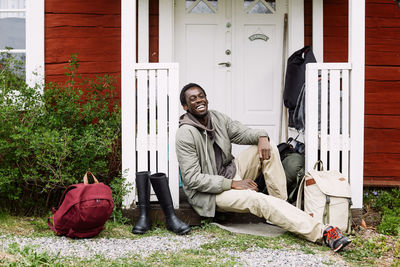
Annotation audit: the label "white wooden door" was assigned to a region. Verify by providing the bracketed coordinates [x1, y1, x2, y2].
[175, 0, 285, 147]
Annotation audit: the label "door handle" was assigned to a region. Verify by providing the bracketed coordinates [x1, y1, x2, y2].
[218, 62, 231, 67]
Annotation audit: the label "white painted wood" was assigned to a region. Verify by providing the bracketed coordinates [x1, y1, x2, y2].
[157, 70, 169, 175]
[288, 0, 304, 55]
[348, 0, 365, 209]
[159, 0, 174, 62]
[312, 0, 323, 62]
[233, 0, 284, 142]
[25, 0, 44, 89]
[307, 63, 352, 70]
[138, 0, 149, 63]
[341, 69, 350, 179]
[149, 70, 157, 174]
[124, 63, 180, 208]
[0, 9, 25, 14]
[0, 49, 25, 53]
[305, 65, 319, 171]
[121, 0, 137, 208]
[305, 61, 363, 210]
[0, 0, 25, 18]
[168, 64, 180, 208]
[137, 70, 148, 171]
[174, 0, 227, 115]
[329, 70, 340, 171]
[135, 63, 181, 69]
[320, 69, 328, 167]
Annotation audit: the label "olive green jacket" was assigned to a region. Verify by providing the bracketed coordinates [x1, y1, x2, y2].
[175, 110, 268, 217]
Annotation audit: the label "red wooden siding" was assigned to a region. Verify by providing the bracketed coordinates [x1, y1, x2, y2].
[364, 0, 400, 186]
[304, 0, 312, 47]
[149, 0, 159, 62]
[45, 0, 121, 96]
[306, 0, 400, 186]
[323, 0, 348, 62]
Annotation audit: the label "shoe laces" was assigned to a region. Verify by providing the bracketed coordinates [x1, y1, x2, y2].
[324, 227, 342, 242]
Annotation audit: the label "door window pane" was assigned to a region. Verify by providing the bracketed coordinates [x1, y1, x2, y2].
[186, 0, 218, 14]
[244, 0, 275, 14]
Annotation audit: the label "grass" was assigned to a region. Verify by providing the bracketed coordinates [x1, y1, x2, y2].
[0, 212, 398, 266]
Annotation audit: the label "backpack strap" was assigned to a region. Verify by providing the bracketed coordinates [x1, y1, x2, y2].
[47, 215, 57, 233]
[322, 195, 330, 224]
[52, 185, 77, 212]
[296, 176, 306, 210]
[345, 199, 353, 234]
[313, 160, 324, 171]
[83, 171, 99, 184]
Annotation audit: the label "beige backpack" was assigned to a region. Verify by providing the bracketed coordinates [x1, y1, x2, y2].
[296, 161, 352, 233]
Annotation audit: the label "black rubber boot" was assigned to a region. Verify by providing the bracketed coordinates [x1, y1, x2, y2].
[132, 171, 152, 234]
[150, 173, 191, 235]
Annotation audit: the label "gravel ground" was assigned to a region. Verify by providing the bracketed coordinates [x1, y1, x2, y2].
[0, 234, 348, 266]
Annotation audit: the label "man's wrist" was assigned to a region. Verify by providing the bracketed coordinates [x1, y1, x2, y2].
[259, 135, 270, 141]
[222, 178, 233, 191]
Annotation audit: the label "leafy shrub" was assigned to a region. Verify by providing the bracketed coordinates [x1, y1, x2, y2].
[110, 171, 132, 224]
[0, 53, 123, 215]
[364, 188, 400, 236]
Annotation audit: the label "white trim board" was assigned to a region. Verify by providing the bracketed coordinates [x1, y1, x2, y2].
[312, 0, 323, 62]
[159, 0, 174, 62]
[121, 0, 137, 208]
[138, 0, 149, 63]
[26, 0, 44, 89]
[348, 0, 365, 210]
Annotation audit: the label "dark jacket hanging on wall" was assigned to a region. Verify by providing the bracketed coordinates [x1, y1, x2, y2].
[283, 46, 316, 129]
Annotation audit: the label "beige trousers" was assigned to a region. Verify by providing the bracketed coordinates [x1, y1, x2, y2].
[215, 141, 325, 242]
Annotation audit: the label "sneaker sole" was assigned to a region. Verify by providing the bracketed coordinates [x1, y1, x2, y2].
[334, 240, 351, 253]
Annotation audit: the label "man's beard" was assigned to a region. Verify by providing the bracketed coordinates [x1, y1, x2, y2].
[191, 110, 209, 119]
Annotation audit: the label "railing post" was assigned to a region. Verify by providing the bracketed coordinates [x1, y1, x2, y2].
[348, 0, 365, 210]
[168, 64, 180, 209]
[121, 0, 137, 208]
[305, 63, 319, 171]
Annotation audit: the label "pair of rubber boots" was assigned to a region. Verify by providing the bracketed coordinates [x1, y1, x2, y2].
[132, 172, 190, 235]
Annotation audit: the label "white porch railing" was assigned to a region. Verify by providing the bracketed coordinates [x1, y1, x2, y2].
[122, 63, 180, 209]
[305, 62, 363, 209]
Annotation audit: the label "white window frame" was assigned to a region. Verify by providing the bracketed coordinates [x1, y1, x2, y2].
[0, 0, 44, 89]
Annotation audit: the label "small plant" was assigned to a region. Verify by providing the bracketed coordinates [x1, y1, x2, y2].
[6, 242, 61, 266]
[110, 171, 132, 224]
[364, 188, 400, 236]
[343, 234, 393, 264]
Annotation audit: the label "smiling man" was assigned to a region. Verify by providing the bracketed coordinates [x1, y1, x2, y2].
[175, 83, 351, 252]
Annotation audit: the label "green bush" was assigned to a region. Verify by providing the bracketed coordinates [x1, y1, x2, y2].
[377, 207, 400, 236]
[0, 53, 123, 215]
[364, 188, 400, 236]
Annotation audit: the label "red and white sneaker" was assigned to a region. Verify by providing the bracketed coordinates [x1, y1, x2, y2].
[323, 226, 351, 253]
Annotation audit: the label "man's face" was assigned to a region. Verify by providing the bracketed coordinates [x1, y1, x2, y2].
[183, 87, 209, 118]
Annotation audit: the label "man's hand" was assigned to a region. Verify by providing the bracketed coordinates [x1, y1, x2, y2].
[231, 179, 258, 191]
[258, 136, 271, 162]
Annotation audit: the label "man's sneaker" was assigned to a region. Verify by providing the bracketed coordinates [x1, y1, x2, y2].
[323, 226, 351, 252]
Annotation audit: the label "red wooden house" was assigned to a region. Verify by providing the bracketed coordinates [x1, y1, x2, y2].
[1, 0, 399, 214]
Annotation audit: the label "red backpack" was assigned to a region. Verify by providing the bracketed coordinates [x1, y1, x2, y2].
[48, 172, 114, 238]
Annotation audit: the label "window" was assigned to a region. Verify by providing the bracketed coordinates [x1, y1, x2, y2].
[186, 0, 218, 14]
[0, 0, 44, 87]
[244, 0, 276, 14]
[0, 0, 26, 70]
